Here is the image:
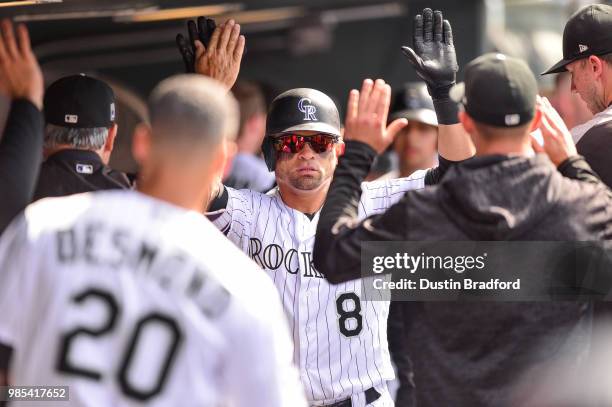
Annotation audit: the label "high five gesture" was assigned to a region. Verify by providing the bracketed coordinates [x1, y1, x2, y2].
[343, 78, 408, 154]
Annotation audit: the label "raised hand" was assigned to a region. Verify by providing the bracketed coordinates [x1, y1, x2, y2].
[0, 19, 43, 110]
[401, 8, 457, 98]
[187, 19, 245, 91]
[343, 79, 408, 154]
[532, 96, 577, 166]
[176, 16, 217, 73]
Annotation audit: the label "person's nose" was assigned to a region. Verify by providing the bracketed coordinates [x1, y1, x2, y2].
[298, 142, 316, 160]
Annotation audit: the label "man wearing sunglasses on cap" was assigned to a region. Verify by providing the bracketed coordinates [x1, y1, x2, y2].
[177, 11, 473, 406]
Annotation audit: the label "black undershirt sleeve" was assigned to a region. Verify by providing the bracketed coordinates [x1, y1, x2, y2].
[208, 186, 229, 212]
[424, 155, 464, 186]
[0, 100, 43, 235]
[206, 186, 229, 221]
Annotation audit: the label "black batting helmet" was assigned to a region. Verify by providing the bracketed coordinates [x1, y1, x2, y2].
[262, 88, 341, 171]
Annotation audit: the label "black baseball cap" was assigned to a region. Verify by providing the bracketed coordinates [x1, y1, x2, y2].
[542, 4, 612, 75]
[44, 74, 116, 128]
[450, 53, 537, 127]
[390, 82, 438, 126]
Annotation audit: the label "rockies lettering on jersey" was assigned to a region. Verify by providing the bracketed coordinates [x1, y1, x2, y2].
[212, 172, 427, 405]
[248, 238, 324, 278]
[0, 191, 306, 407]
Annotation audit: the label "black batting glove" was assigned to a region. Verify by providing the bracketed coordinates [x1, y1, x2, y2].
[401, 9, 459, 124]
[176, 16, 216, 73]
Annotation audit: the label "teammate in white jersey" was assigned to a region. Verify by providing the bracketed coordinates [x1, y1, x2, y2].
[176, 13, 473, 407]
[0, 73, 306, 406]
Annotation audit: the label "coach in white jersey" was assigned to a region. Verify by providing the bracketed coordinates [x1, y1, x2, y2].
[188, 14, 474, 406]
[0, 74, 306, 406]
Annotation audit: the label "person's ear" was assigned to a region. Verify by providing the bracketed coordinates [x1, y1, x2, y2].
[104, 124, 118, 153]
[98, 124, 118, 164]
[131, 123, 152, 167]
[222, 139, 238, 179]
[590, 55, 605, 79]
[209, 138, 230, 181]
[458, 111, 474, 134]
[530, 108, 542, 132]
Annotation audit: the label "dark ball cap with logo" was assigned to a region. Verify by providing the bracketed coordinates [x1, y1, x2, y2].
[542, 4, 612, 75]
[450, 53, 537, 128]
[44, 74, 116, 128]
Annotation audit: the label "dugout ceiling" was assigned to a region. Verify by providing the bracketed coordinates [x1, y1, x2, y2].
[0, 0, 486, 99]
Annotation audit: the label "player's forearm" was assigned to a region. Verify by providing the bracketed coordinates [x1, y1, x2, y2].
[314, 141, 375, 283]
[437, 123, 475, 162]
[0, 100, 44, 235]
[558, 155, 602, 184]
[316, 140, 410, 283]
[320, 140, 375, 226]
[315, 141, 373, 281]
[558, 155, 612, 200]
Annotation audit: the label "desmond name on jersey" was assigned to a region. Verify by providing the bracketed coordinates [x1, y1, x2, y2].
[248, 237, 324, 278]
[55, 223, 230, 318]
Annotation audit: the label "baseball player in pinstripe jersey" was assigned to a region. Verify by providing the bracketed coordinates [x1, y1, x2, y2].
[210, 86, 423, 407]
[177, 11, 474, 407]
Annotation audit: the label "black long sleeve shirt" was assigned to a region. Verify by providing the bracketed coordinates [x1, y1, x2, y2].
[0, 100, 43, 235]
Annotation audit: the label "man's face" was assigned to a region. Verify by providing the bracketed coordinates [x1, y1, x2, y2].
[274, 130, 340, 192]
[566, 59, 605, 114]
[393, 121, 438, 170]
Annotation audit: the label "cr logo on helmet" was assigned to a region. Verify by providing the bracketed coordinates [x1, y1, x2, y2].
[298, 98, 317, 121]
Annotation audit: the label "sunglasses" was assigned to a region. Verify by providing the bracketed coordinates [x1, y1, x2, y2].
[271, 133, 340, 154]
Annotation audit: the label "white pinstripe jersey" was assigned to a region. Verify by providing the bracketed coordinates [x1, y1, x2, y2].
[0, 191, 306, 407]
[213, 171, 427, 405]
